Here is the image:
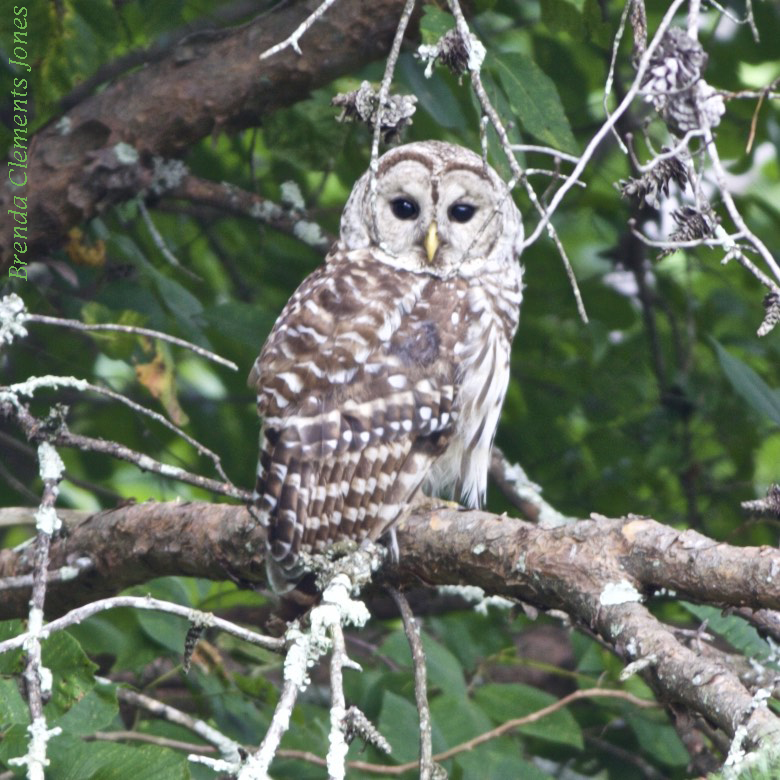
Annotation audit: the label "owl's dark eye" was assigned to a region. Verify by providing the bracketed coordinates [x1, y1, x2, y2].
[390, 197, 420, 221]
[448, 203, 477, 223]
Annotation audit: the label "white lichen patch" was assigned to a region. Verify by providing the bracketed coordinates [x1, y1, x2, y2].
[250, 199, 284, 221]
[466, 34, 486, 72]
[438, 584, 485, 603]
[280, 181, 305, 211]
[599, 579, 643, 606]
[34, 506, 61, 535]
[293, 220, 327, 248]
[0, 293, 28, 346]
[37, 442, 65, 483]
[474, 595, 513, 615]
[113, 142, 139, 165]
[150, 156, 188, 195]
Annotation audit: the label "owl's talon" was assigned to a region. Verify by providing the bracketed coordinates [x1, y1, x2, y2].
[411, 495, 463, 513]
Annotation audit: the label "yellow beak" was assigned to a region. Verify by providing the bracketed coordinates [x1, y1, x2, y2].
[424, 221, 439, 264]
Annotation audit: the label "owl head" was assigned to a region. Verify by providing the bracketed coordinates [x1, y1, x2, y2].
[339, 141, 524, 277]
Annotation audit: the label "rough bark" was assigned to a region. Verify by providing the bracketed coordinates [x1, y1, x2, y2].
[1, 500, 779, 749]
[0, 0, 415, 272]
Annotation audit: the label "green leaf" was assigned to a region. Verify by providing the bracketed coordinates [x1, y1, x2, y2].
[379, 630, 467, 699]
[375, 690, 446, 763]
[712, 340, 780, 426]
[473, 683, 584, 748]
[583, 0, 615, 48]
[456, 746, 555, 779]
[680, 602, 770, 660]
[369, 690, 418, 761]
[52, 684, 118, 736]
[430, 692, 492, 744]
[540, 0, 586, 40]
[626, 713, 689, 767]
[420, 4, 455, 44]
[128, 578, 193, 655]
[398, 55, 470, 132]
[47, 735, 190, 780]
[490, 52, 577, 153]
[0, 620, 24, 674]
[0, 722, 28, 768]
[41, 632, 99, 721]
[198, 301, 278, 349]
[0, 678, 28, 729]
[66, 610, 160, 673]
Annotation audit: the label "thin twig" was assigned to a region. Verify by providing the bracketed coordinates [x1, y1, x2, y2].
[387, 586, 433, 780]
[489, 448, 575, 527]
[11, 445, 65, 780]
[115, 685, 243, 763]
[510, 144, 581, 164]
[369, 0, 417, 240]
[327, 620, 350, 780]
[241, 671, 301, 778]
[0, 558, 93, 593]
[137, 198, 202, 282]
[259, 0, 341, 59]
[629, 225, 750, 253]
[0, 595, 285, 656]
[0, 399, 252, 501]
[4, 375, 232, 483]
[521, 0, 689, 249]
[703, 128, 780, 287]
[603, 0, 633, 153]
[705, 0, 760, 40]
[446, 0, 589, 323]
[88, 730, 214, 754]
[24, 313, 237, 371]
[279, 688, 657, 775]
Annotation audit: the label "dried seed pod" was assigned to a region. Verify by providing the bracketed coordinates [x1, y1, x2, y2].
[332, 81, 417, 142]
[641, 27, 724, 134]
[620, 150, 689, 207]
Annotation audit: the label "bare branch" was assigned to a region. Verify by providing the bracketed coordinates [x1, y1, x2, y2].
[136, 198, 203, 282]
[164, 174, 333, 250]
[445, 0, 589, 323]
[522, 0, 689, 250]
[489, 448, 575, 527]
[369, 0, 418, 238]
[259, 0, 341, 60]
[9, 444, 65, 780]
[344, 688, 656, 775]
[0, 399, 251, 501]
[22, 311, 237, 371]
[2, 375, 233, 484]
[703, 129, 780, 288]
[115, 685, 243, 765]
[0, 595, 285, 657]
[387, 586, 433, 779]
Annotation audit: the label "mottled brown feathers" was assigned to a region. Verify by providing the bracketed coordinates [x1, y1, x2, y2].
[249, 141, 524, 583]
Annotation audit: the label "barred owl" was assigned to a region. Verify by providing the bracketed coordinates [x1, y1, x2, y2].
[249, 141, 524, 588]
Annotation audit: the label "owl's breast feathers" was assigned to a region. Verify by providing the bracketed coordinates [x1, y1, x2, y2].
[249, 249, 520, 573]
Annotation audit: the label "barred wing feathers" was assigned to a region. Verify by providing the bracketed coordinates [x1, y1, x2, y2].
[249, 248, 466, 572]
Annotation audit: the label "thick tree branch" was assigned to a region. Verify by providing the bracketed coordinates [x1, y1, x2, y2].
[0, 0, 416, 270]
[2, 503, 779, 619]
[2, 499, 780, 753]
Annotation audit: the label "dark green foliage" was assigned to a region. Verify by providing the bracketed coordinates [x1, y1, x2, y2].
[1, 0, 779, 777]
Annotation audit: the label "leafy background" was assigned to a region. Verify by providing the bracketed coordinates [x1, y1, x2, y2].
[1, 0, 779, 777]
